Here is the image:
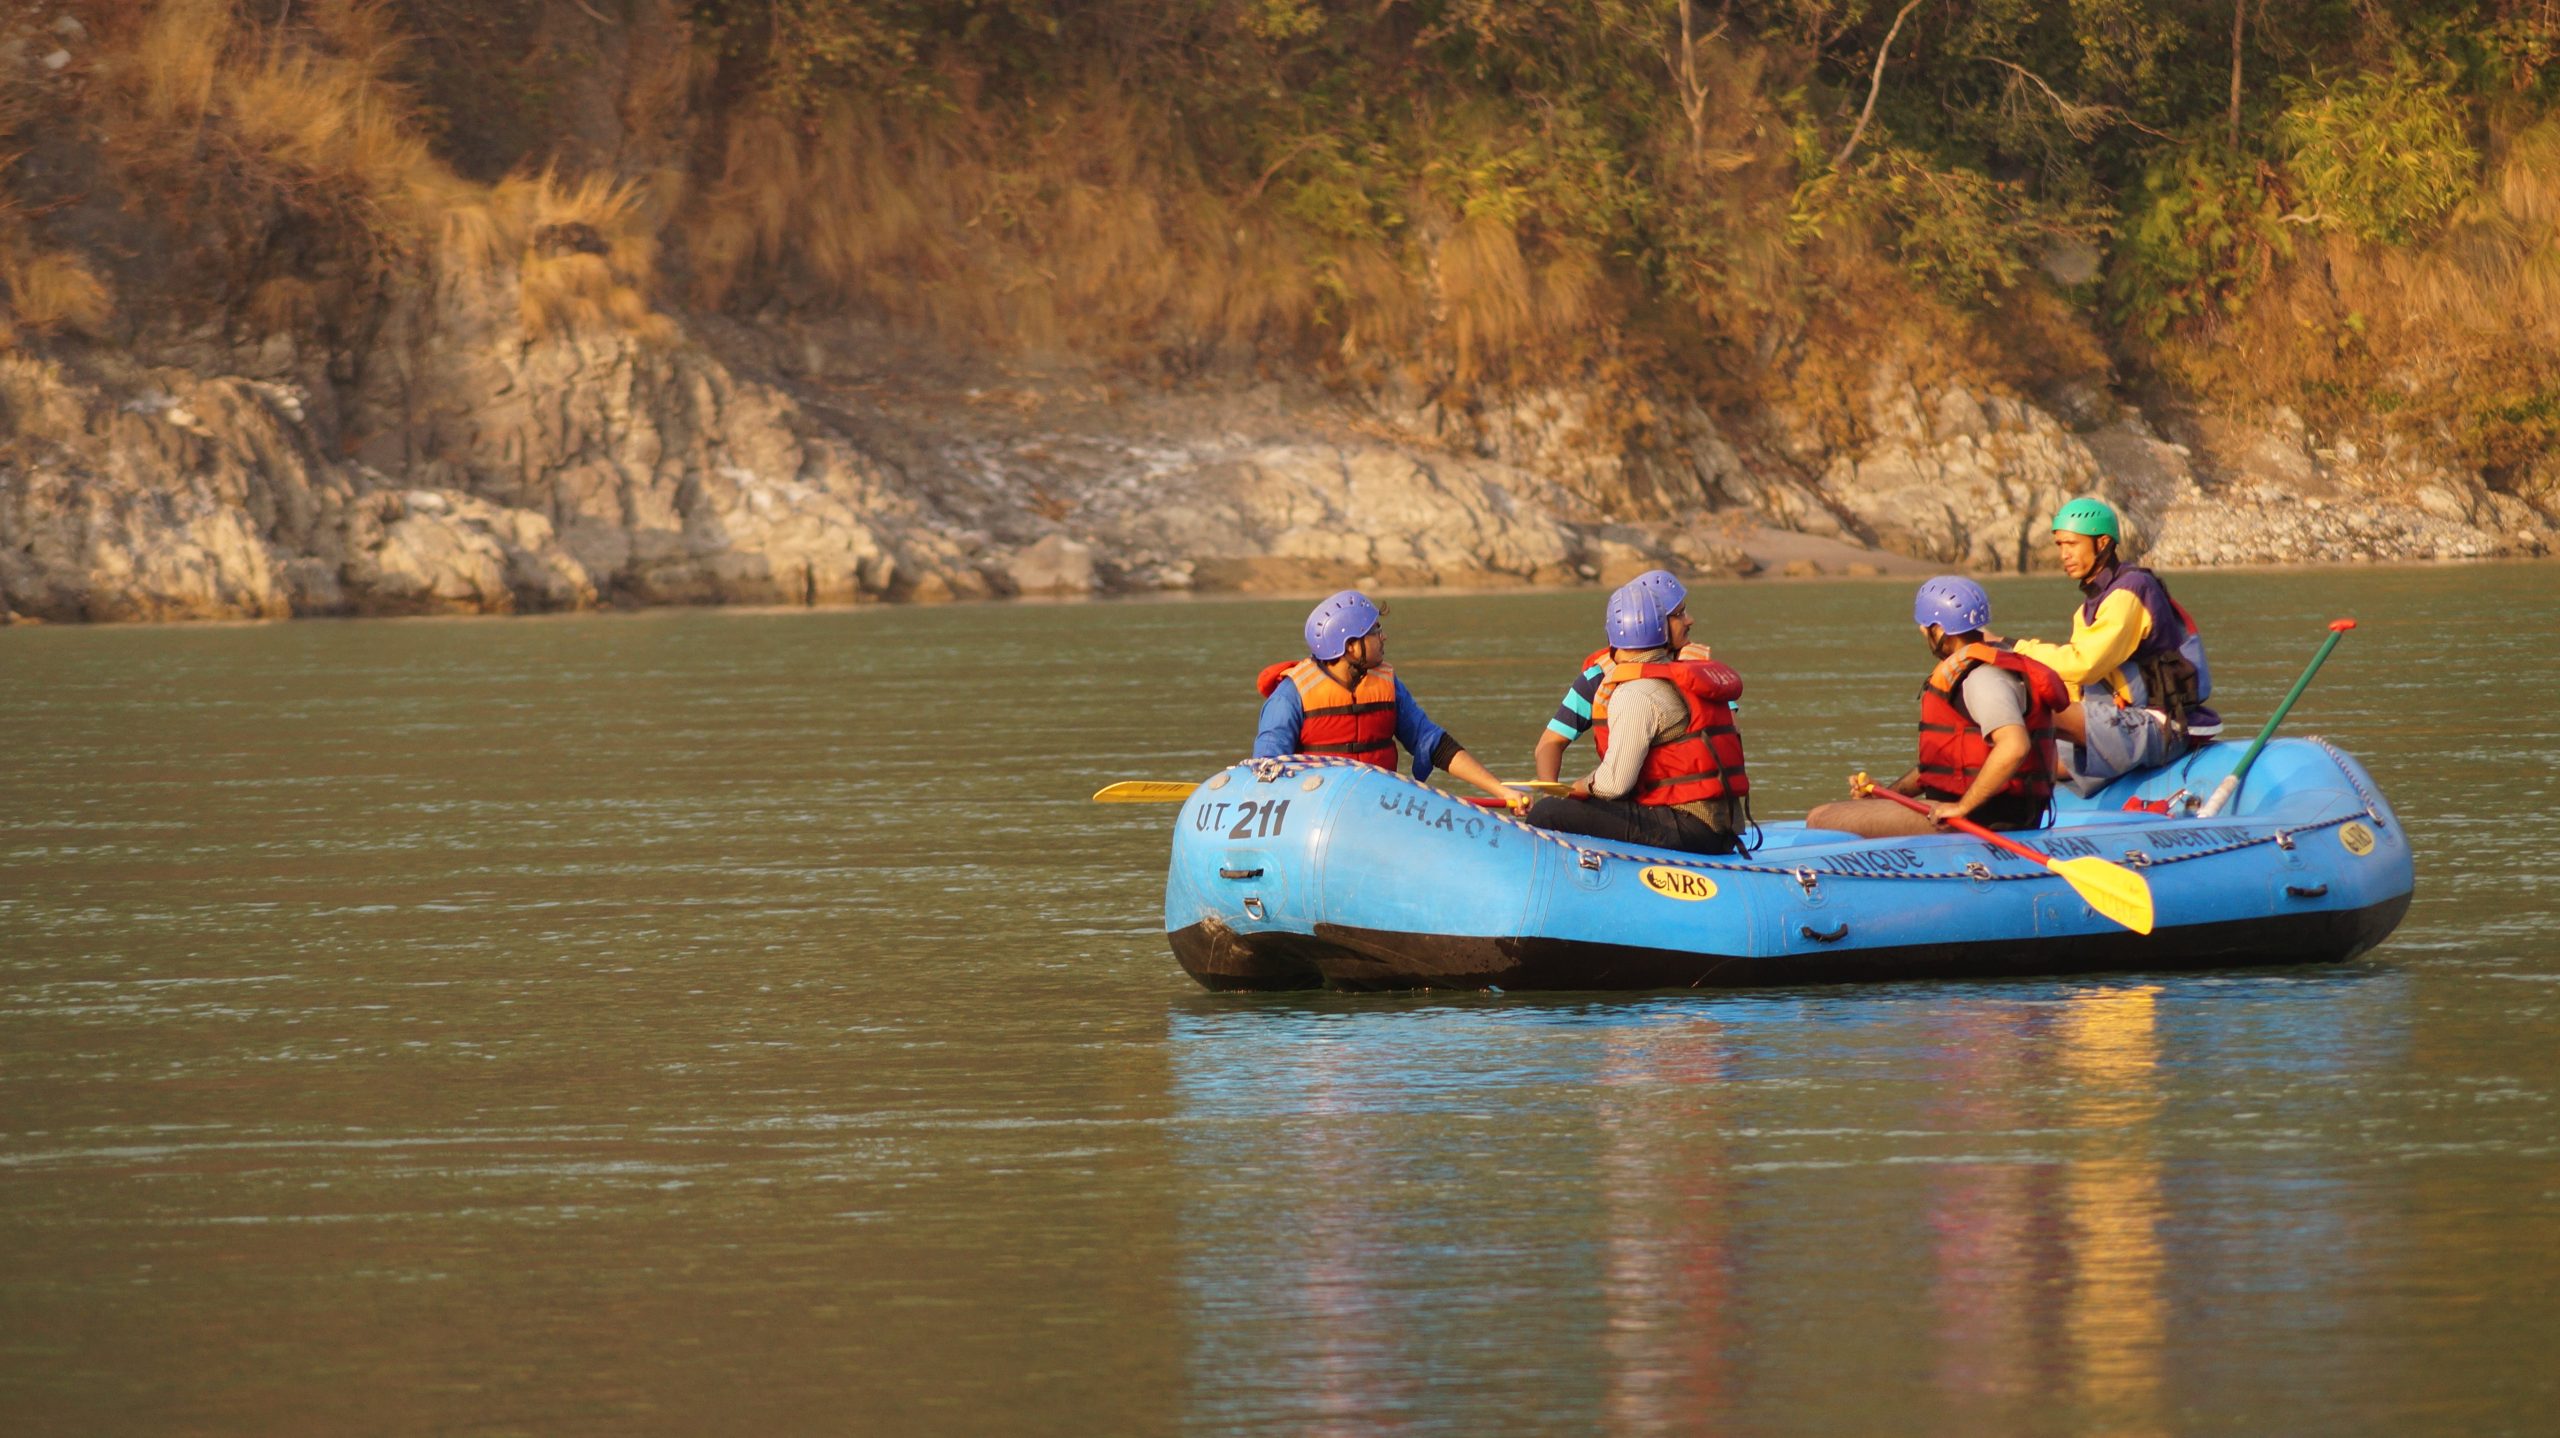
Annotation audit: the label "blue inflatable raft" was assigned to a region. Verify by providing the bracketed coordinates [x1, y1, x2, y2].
[1164, 737, 2412, 991]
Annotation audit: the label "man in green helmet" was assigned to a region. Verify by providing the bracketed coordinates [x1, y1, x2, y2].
[1984, 497, 2220, 793]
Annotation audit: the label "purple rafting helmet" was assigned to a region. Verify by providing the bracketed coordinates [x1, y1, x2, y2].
[1604, 580, 1672, 650]
[1627, 568, 1688, 613]
[1913, 574, 1993, 634]
[1304, 589, 1382, 662]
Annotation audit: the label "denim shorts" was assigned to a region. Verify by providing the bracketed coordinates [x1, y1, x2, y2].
[2059, 697, 2173, 794]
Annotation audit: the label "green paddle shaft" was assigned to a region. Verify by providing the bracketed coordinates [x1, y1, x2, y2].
[2195, 618, 2355, 818]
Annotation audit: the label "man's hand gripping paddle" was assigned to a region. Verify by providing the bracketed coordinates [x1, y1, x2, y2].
[1853, 776, 2156, 935]
[2193, 619, 2356, 819]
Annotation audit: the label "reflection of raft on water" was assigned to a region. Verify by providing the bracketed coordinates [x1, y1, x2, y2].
[1164, 738, 2413, 992]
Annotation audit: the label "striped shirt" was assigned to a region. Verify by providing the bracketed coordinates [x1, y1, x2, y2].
[1545, 643, 1717, 745]
[1545, 662, 1611, 743]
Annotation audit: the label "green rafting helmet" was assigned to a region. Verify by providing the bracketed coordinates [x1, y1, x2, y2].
[2051, 496, 2121, 541]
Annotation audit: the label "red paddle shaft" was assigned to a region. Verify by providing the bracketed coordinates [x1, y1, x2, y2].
[1862, 783, 2050, 866]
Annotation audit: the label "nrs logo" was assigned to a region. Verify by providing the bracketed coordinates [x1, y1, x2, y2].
[1638, 867, 1719, 901]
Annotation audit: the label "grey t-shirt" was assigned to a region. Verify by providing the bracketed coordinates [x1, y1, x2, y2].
[1582, 650, 1743, 830]
[1586, 676, 1692, 801]
[1959, 662, 2029, 734]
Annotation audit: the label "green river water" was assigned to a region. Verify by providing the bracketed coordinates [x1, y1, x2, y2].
[2, 566, 2555, 1435]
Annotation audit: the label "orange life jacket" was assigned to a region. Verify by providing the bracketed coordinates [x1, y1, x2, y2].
[1592, 659, 1749, 805]
[1256, 658, 1398, 767]
[1579, 642, 1712, 671]
[1915, 644, 2069, 806]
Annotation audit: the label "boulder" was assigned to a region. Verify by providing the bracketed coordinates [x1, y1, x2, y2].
[1808, 373, 2099, 571]
[1007, 535, 1098, 595]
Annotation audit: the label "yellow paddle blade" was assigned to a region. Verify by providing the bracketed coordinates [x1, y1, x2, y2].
[1510, 780, 1571, 797]
[1090, 781, 1199, 804]
[2050, 856, 2157, 935]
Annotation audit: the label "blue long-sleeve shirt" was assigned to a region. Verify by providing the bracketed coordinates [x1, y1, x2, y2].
[1253, 674, 1452, 781]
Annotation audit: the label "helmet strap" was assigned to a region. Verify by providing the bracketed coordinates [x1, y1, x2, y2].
[2085, 539, 2119, 592]
[1327, 632, 1378, 683]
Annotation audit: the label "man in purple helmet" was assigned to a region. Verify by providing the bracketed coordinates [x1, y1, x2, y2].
[1807, 576, 2069, 838]
[1253, 590, 1525, 805]
[1532, 569, 1714, 784]
[1522, 579, 1750, 855]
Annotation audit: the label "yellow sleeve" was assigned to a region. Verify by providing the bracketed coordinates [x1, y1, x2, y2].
[2013, 590, 2150, 697]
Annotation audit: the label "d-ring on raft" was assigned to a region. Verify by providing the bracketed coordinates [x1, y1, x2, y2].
[1161, 739, 2412, 991]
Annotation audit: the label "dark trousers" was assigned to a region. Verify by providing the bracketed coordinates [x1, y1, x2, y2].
[1523, 797, 1741, 855]
[1969, 793, 2051, 831]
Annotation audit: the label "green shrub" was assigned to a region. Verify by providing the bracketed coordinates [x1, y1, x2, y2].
[1803, 147, 2103, 307]
[2277, 52, 2478, 244]
[2466, 387, 2560, 474]
[2110, 140, 2293, 339]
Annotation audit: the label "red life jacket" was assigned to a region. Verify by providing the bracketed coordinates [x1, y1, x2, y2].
[1256, 658, 1398, 768]
[1591, 659, 1749, 805]
[1915, 644, 2068, 805]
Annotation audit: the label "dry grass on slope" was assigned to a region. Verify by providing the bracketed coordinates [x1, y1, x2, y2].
[682, 88, 1629, 387]
[2160, 116, 2560, 472]
[100, 0, 441, 278]
[61, 0, 670, 345]
[0, 242, 114, 342]
[442, 168, 675, 343]
[0, 20, 111, 344]
[30, 3, 2070, 437]
[687, 94, 1328, 366]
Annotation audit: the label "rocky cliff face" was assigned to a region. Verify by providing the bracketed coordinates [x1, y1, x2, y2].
[6, 302, 2553, 625]
[4, 281, 2552, 624]
[1, 298, 993, 621]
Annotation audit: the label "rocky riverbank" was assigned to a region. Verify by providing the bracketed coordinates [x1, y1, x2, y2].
[5, 303, 2551, 625]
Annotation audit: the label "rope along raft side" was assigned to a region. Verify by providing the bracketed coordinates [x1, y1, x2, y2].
[1240, 753, 2373, 882]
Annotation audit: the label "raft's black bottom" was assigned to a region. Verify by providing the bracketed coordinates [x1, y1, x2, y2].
[1169, 891, 2413, 992]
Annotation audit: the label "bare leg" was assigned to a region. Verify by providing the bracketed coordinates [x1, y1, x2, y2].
[1803, 799, 1943, 839]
